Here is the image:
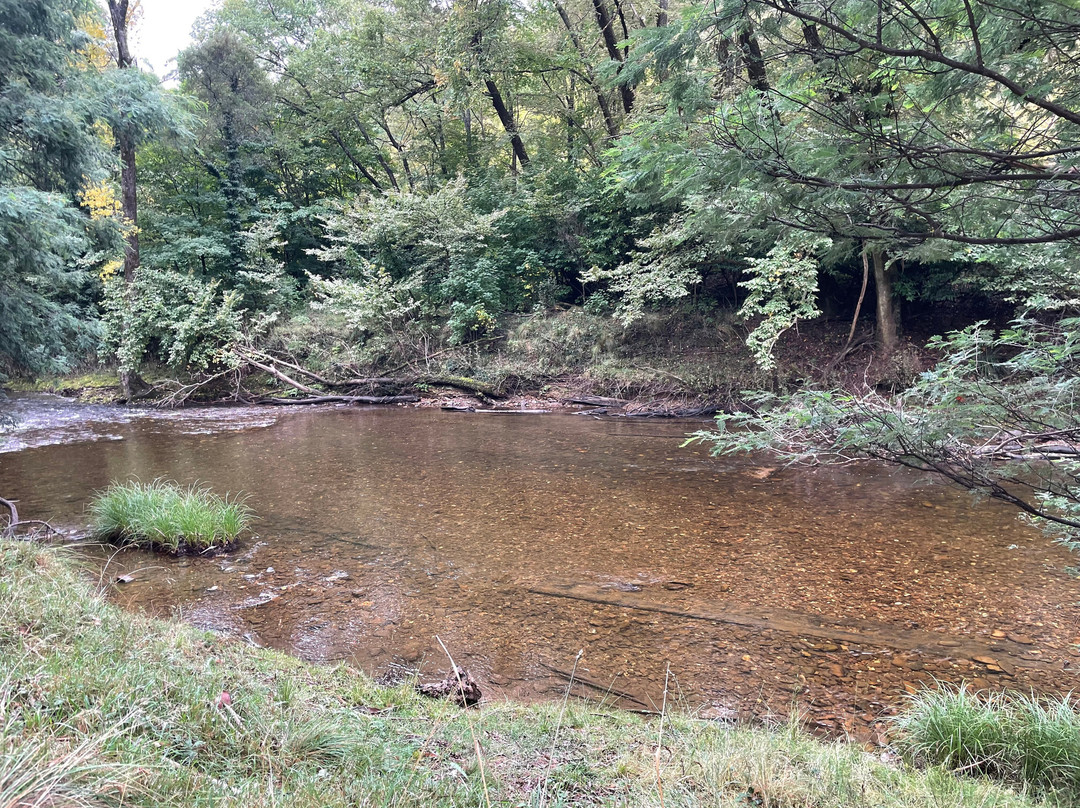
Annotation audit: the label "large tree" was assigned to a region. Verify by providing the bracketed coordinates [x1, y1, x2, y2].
[617, 0, 1080, 352]
[0, 0, 111, 377]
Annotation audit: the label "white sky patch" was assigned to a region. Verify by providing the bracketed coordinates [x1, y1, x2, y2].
[103, 0, 219, 79]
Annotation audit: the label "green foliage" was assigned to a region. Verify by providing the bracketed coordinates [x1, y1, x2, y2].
[738, 239, 826, 370]
[581, 228, 703, 325]
[0, 188, 103, 377]
[305, 267, 421, 345]
[101, 268, 243, 372]
[89, 479, 252, 553]
[692, 316, 1080, 548]
[0, 0, 119, 377]
[235, 212, 298, 319]
[896, 685, 1080, 798]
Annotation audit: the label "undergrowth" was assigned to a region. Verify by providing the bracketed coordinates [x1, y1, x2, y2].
[895, 684, 1080, 800]
[0, 539, 1055, 807]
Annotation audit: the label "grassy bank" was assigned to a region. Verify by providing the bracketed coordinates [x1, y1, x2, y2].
[0, 539, 1055, 807]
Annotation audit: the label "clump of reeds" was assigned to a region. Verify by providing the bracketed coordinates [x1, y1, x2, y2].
[894, 683, 1080, 797]
[89, 479, 251, 554]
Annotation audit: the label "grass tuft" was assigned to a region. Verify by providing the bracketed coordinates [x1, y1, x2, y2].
[88, 479, 251, 554]
[895, 683, 1080, 798]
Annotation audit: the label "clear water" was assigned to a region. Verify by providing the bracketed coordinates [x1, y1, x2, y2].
[2, 393, 1078, 740]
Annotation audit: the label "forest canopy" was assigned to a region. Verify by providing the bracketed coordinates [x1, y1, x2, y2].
[1, 0, 1079, 381]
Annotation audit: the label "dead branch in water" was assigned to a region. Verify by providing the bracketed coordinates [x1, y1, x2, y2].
[255, 394, 420, 405]
[1, 496, 18, 533]
[1, 496, 62, 540]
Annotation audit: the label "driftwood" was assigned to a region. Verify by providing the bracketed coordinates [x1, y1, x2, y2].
[238, 350, 502, 401]
[528, 580, 1045, 671]
[416, 666, 482, 707]
[0, 497, 18, 534]
[256, 395, 420, 405]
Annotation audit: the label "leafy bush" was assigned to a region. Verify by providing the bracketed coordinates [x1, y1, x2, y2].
[89, 480, 251, 554]
[895, 685, 1080, 797]
[738, 239, 826, 371]
[100, 268, 243, 373]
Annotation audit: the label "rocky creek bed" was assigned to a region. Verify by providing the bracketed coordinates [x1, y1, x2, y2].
[2, 392, 1078, 744]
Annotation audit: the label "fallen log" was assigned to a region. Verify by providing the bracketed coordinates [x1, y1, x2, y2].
[623, 405, 720, 418]
[565, 395, 627, 407]
[256, 395, 420, 405]
[528, 580, 1047, 670]
[239, 351, 503, 400]
[472, 408, 550, 415]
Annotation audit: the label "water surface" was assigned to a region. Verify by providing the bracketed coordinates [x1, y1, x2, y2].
[2, 394, 1078, 742]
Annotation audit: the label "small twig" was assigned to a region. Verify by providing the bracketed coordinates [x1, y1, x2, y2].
[539, 649, 583, 808]
[435, 636, 491, 808]
[655, 662, 670, 808]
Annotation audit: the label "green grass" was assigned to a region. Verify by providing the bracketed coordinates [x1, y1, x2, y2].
[894, 684, 1080, 800]
[0, 538, 1057, 808]
[88, 480, 251, 554]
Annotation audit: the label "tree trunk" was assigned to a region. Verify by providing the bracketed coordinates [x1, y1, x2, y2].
[738, 25, 771, 93]
[484, 77, 530, 167]
[108, 0, 139, 282]
[591, 0, 635, 114]
[109, 0, 148, 398]
[657, 0, 669, 26]
[553, 0, 620, 139]
[871, 248, 900, 352]
[118, 131, 139, 282]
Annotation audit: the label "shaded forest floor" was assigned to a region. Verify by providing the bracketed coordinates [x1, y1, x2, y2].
[0, 538, 1049, 808]
[6, 306, 964, 411]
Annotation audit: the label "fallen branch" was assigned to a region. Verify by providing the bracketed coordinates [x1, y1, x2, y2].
[255, 395, 420, 405]
[1, 496, 18, 533]
[565, 395, 627, 407]
[239, 350, 503, 400]
[1, 497, 63, 539]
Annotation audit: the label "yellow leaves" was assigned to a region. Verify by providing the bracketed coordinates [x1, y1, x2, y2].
[74, 13, 112, 72]
[474, 306, 496, 331]
[79, 178, 131, 282]
[79, 179, 122, 220]
[99, 258, 124, 283]
[92, 120, 116, 149]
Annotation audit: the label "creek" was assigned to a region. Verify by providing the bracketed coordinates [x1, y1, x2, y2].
[2, 393, 1078, 742]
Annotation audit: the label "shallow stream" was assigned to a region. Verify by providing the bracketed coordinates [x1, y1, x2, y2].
[2, 393, 1078, 742]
